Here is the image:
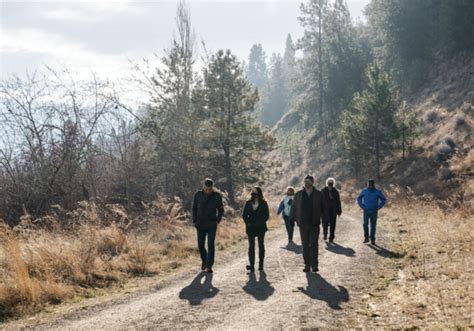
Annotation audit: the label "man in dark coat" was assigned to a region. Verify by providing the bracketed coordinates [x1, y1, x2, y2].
[289, 175, 325, 273]
[321, 177, 342, 243]
[192, 178, 224, 273]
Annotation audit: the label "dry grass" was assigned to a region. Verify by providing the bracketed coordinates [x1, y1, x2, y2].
[357, 189, 473, 328]
[0, 197, 249, 321]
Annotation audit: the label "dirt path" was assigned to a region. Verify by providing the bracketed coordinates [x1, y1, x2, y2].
[8, 213, 392, 330]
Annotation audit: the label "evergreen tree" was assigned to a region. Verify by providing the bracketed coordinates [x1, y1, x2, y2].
[338, 64, 399, 180]
[140, 0, 203, 199]
[246, 44, 268, 90]
[298, 0, 328, 136]
[396, 101, 419, 160]
[203, 50, 275, 206]
[259, 53, 288, 127]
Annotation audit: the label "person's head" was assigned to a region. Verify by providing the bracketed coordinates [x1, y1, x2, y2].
[326, 177, 335, 188]
[304, 175, 314, 189]
[203, 178, 214, 195]
[251, 186, 264, 203]
[286, 186, 295, 197]
[368, 179, 375, 189]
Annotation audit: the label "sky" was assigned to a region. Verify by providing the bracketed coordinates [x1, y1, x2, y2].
[0, 0, 370, 80]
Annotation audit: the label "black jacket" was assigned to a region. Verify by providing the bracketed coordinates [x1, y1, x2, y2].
[192, 190, 224, 228]
[289, 187, 325, 227]
[321, 186, 342, 217]
[242, 200, 270, 236]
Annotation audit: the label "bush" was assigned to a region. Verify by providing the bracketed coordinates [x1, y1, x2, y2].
[455, 115, 468, 129]
[426, 110, 439, 124]
[290, 175, 300, 187]
[435, 137, 456, 161]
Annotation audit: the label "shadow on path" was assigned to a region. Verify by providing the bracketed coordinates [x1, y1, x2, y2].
[242, 271, 275, 301]
[179, 272, 219, 305]
[325, 241, 356, 257]
[281, 241, 302, 254]
[298, 273, 350, 310]
[368, 243, 405, 259]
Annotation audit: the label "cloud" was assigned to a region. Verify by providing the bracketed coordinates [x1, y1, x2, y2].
[0, 27, 134, 79]
[41, 0, 142, 21]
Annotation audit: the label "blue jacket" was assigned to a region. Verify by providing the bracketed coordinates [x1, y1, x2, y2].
[277, 196, 293, 218]
[357, 188, 386, 213]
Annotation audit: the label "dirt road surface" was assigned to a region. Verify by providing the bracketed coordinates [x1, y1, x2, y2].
[6, 213, 394, 330]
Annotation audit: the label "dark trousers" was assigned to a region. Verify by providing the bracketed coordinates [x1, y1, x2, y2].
[197, 226, 217, 267]
[323, 210, 337, 240]
[299, 225, 320, 268]
[248, 233, 265, 267]
[283, 215, 294, 242]
[363, 211, 378, 241]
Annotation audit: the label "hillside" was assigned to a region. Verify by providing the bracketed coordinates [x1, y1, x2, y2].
[271, 55, 473, 207]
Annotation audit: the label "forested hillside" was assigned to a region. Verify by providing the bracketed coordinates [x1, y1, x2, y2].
[255, 0, 473, 204]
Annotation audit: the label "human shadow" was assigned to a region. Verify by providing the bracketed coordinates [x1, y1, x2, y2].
[325, 241, 356, 257]
[179, 272, 219, 305]
[281, 241, 302, 254]
[297, 273, 350, 310]
[368, 243, 405, 259]
[242, 271, 275, 301]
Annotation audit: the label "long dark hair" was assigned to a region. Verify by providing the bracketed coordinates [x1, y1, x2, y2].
[252, 186, 264, 203]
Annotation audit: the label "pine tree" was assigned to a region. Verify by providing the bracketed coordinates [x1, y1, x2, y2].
[259, 53, 287, 127]
[339, 64, 398, 180]
[203, 50, 275, 206]
[298, 0, 328, 136]
[246, 44, 268, 90]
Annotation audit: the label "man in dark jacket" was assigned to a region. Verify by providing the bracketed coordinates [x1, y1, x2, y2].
[192, 178, 224, 273]
[321, 177, 342, 243]
[357, 179, 386, 245]
[289, 175, 325, 273]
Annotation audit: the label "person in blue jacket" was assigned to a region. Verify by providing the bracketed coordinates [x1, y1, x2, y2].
[357, 179, 386, 244]
[277, 187, 295, 244]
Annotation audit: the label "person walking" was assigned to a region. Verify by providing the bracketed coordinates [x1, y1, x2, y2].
[290, 175, 325, 273]
[321, 177, 342, 243]
[192, 178, 224, 273]
[357, 179, 386, 245]
[277, 187, 295, 244]
[242, 187, 270, 272]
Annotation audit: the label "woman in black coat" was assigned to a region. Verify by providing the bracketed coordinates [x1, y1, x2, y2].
[242, 186, 270, 272]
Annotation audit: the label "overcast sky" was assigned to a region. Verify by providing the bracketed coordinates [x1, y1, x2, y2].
[0, 0, 369, 80]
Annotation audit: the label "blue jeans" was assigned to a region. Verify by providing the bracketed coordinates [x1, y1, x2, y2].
[196, 226, 217, 267]
[363, 211, 378, 241]
[283, 215, 294, 242]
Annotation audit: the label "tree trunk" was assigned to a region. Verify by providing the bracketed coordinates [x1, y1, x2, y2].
[318, 5, 325, 139]
[375, 116, 381, 180]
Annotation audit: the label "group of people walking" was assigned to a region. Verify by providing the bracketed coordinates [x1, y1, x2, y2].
[192, 176, 386, 274]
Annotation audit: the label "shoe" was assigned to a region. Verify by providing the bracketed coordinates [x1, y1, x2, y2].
[258, 262, 264, 271]
[206, 267, 213, 273]
[371, 240, 376, 245]
[311, 266, 319, 273]
[329, 238, 334, 243]
[201, 262, 207, 271]
[323, 235, 327, 241]
[303, 266, 310, 272]
[246, 265, 255, 272]
[363, 239, 369, 243]
[288, 240, 293, 244]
